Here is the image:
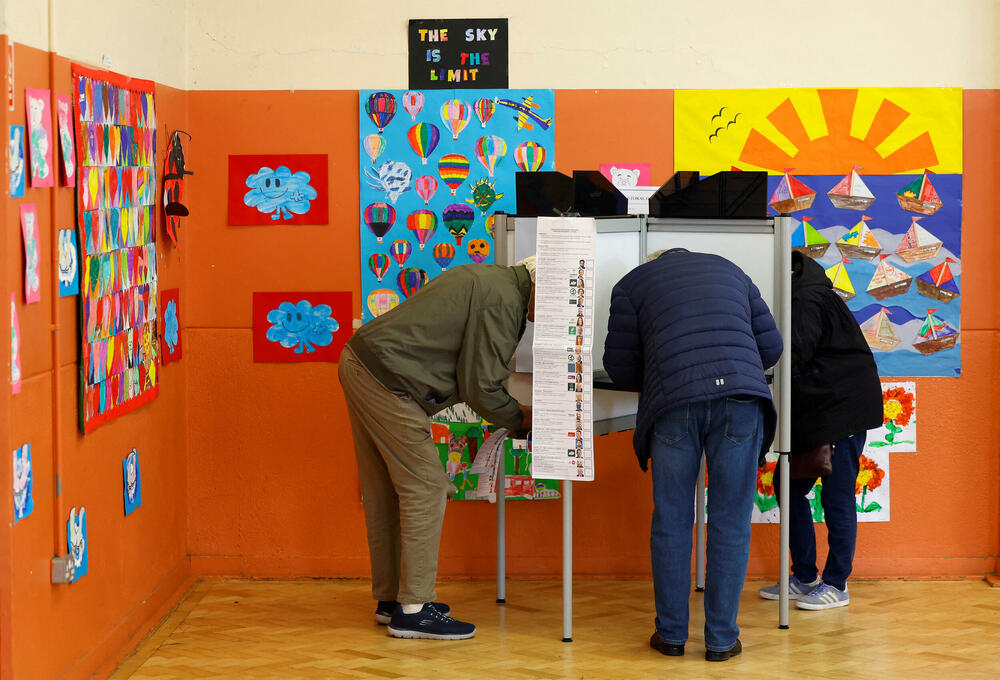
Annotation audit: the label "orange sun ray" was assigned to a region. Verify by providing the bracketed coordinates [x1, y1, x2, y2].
[864, 99, 911, 148]
[766, 98, 811, 152]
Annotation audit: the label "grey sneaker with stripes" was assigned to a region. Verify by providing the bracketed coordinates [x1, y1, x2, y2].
[758, 575, 822, 600]
[795, 582, 850, 610]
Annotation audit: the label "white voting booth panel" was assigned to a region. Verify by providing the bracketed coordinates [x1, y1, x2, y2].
[492, 213, 794, 638]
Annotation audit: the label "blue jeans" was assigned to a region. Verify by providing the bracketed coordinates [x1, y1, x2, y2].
[776, 432, 864, 591]
[649, 397, 763, 651]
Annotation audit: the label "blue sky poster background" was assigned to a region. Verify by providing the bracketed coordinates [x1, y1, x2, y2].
[770, 173, 962, 377]
[358, 89, 555, 323]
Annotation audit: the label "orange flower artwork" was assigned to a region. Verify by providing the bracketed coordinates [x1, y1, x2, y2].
[870, 382, 916, 451]
[753, 460, 778, 514]
[856, 454, 886, 514]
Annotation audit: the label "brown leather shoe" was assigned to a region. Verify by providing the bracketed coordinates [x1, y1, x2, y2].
[705, 639, 742, 661]
[649, 632, 684, 656]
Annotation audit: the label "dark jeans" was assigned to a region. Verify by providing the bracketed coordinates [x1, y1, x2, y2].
[776, 432, 865, 591]
[649, 397, 763, 651]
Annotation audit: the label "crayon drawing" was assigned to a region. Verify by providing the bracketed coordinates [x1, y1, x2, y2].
[25, 88, 53, 187]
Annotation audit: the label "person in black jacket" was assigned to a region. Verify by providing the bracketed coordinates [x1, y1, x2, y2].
[604, 248, 782, 662]
[759, 250, 882, 610]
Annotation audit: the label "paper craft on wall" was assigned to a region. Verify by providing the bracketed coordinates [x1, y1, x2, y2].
[163, 130, 192, 246]
[675, 88, 962, 377]
[5, 42, 13, 111]
[599, 162, 651, 188]
[251, 291, 351, 362]
[58, 229, 80, 297]
[25, 88, 54, 187]
[159, 288, 182, 364]
[122, 449, 142, 515]
[20, 204, 40, 304]
[228, 154, 327, 225]
[11, 294, 21, 394]
[13, 443, 33, 523]
[868, 381, 916, 452]
[72, 64, 160, 434]
[358, 89, 555, 322]
[67, 506, 88, 581]
[56, 93, 76, 186]
[9, 124, 25, 197]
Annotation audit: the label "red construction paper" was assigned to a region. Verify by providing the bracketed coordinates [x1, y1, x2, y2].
[252, 292, 351, 363]
[228, 154, 329, 226]
[160, 288, 182, 365]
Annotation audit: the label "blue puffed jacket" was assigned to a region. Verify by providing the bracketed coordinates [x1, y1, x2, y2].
[603, 249, 783, 470]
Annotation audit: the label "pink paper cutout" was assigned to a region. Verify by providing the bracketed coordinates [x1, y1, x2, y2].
[20, 204, 41, 304]
[24, 88, 54, 187]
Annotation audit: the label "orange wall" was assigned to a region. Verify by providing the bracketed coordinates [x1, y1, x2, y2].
[3, 43, 191, 680]
[186, 88, 999, 582]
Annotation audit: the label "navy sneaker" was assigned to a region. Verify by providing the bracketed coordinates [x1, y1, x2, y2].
[387, 603, 476, 640]
[374, 600, 451, 625]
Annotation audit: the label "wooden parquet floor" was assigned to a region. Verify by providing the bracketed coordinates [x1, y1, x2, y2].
[110, 579, 1000, 680]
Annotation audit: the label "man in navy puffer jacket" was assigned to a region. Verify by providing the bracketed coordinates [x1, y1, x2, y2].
[604, 248, 782, 662]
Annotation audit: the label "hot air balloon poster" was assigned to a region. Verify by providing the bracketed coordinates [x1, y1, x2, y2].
[228, 154, 328, 226]
[252, 291, 351, 363]
[72, 64, 160, 434]
[358, 88, 554, 323]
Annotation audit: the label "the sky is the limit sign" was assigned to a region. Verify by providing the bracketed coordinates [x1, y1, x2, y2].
[408, 19, 508, 89]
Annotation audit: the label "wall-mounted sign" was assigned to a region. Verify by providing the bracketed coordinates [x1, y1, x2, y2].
[408, 19, 508, 90]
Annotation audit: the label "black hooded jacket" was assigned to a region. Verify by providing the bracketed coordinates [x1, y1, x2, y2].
[791, 251, 883, 451]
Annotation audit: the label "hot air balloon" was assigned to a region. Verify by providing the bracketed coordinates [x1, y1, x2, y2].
[443, 204, 475, 245]
[402, 91, 424, 121]
[467, 238, 491, 264]
[390, 239, 412, 268]
[513, 141, 546, 172]
[433, 242, 455, 271]
[407, 123, 440, 165]
[440, 99, 471, 141]
[365, 92, 397, 133]
[397, 268, 428, 299]
[363, 202, 396, 243]
[438, 154, 470, 196]
[368, 253, 391, 281]
[366, 288, 399, 318]
[466, 178, 505, 216]
[363, 133, 386, 165]
[474, 98, 495, 127]
[485, 214, 496, 240]
[406, 209, 437, 250]
[474, 135, 507, 177]
[415, 175, 438, 205]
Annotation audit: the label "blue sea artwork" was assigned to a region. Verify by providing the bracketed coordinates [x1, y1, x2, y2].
[244, 166, 318, 220]
[57, 229, 80, 297]
[773, 173, 962, 377]
[164, 300, 179, 354]
[265, 300, 340, 354]
[12, 444, 33, 523]
[122, 449, 142, 516]
[9, 125, 25, 198]
[67, 506, 89, 581]
[358, 89, 556, 323]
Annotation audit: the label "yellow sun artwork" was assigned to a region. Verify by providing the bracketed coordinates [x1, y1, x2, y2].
[674, 88, 962, 175]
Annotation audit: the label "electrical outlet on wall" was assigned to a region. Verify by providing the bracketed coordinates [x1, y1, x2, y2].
[51, 555, 75, 584]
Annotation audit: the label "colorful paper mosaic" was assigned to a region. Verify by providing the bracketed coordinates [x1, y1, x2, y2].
[72, 64, 159, 434]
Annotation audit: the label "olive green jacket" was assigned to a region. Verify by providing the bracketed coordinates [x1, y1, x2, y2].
[348, 264, 531, 430]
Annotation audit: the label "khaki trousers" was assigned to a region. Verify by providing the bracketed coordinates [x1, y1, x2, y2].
[338, 346, 451, 604]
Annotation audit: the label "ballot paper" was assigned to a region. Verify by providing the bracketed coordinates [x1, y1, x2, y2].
[468, 427, 509, 502]
[530, 217, 596, 481]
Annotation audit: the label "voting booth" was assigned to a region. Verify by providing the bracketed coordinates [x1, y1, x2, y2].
[493, 212, 796, 639]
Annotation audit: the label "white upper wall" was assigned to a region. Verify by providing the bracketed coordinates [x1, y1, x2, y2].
[186, 0, 999, 90]
[2, 0, 187, 89]
[3, 0, 997, 90]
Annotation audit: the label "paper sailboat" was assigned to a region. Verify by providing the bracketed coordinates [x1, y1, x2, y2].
[866, 255, 912, 301]
[896, 170, 943, 215]
[895, 216, 943, 263]
[859, 307, 900, 351]
[769, 172, 815, 213]
[791, 217, 830, 258]
[915, 258, 960, 303]
[912, 308, 959, 355]
[824, 258, 855, 302]
[836, 216, 882, 261]
[828, 167, 875, 211]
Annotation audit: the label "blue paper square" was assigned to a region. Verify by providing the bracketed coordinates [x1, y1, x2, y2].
[9, 125, 25, 198]
[67, 507, 88, 581]
[123, 449, 142, 515]
[12, 444, 33, 523]
[58, 229, 80, 297]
